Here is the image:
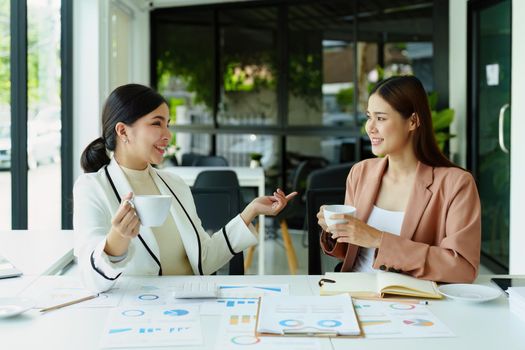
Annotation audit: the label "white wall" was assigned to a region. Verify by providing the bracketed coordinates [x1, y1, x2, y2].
[449, 0, 467, 168]
[73, 0, 150, 181]
[73, 0, 104, 181]
[126, 2, 150, 85]
[510, 0, 525, 274]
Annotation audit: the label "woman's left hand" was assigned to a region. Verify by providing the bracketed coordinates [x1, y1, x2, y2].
[241, 189, 297, 224]
[327, 214, 383, 248]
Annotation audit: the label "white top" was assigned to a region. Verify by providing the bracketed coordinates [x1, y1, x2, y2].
[120, 165, 193, 275]
[353, 205, 405, 272]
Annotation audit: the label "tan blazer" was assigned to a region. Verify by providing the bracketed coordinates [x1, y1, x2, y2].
[321, 157, 481, 283]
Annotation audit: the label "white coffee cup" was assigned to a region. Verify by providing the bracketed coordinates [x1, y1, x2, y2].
[323, 204, 356, 227]
[132, 195, 172, 227]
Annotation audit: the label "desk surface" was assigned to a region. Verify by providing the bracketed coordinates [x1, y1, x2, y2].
[1, 274, 524, 350]
[0, 230, 74, 276]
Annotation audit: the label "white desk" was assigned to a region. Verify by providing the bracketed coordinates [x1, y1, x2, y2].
[164, 166, 266, 275]
[1, 274, 525, 350]
[0, 230, 74, 276]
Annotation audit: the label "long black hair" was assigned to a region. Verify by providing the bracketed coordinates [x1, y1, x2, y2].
[370, 76, 458, 168]
[80, 84, 168, 173]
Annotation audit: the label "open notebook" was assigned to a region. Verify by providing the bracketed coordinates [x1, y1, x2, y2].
[0, 254, 22, 279]
[320, 272, 442, 299]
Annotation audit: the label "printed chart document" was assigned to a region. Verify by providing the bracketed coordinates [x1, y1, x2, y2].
[100, 304, 202, 348]
[320, 272, 442, 299]
[200, 297, 259, 315]
[218, 284, 289, 298]
[256, 295, 361, 337]
[20, 276, 124, 308]
[354, 299, 454, 338]
[120, 283, 173, 307]
[214, 301, 322, 350]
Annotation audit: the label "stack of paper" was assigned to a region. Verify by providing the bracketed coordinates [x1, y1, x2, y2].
[508, 287, 525, 323]
[256, 294, 361, 336]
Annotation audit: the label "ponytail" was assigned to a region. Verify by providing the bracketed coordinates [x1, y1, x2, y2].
[80, 137, 110, 173]
[81, 84, 167, 173]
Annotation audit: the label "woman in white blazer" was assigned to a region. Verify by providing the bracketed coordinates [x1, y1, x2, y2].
[74, 84, 296, 293]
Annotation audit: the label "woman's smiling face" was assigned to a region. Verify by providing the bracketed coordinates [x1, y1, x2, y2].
[118, 102, 172, 168]
[365, 93, 416, 157]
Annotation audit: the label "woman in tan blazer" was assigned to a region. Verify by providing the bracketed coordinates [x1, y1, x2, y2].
[318, 76, 481, 283]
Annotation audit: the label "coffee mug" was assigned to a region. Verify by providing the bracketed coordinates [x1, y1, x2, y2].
[132, 195, 172, 227]
[323, 204, 356, 228]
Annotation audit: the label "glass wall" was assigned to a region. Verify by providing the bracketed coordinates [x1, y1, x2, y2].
[357, 0, 434, 111]
[287, 2, 355, 127]
[155, 10, 214, 126]
[27, 0, 61, 229]
[218, 7, 278, 126]
[168, 132, 212, 166]
[0, 0, 10, 229]
[151, 0, 438, 199]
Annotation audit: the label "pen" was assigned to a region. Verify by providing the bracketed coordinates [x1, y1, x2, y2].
[355, 297, 429, 305]
[318, 278, 336, 287]
[40, 294, 99, 313]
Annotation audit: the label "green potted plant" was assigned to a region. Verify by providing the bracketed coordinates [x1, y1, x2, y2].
[249, 152, 263, 168]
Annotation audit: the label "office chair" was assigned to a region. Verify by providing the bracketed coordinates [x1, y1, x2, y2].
[306, 162, 354, 190]
[193, 170, 261, 274]
[246, 159, 327, 275]
[193, 155, 229, 167]
[191, 186, 244, 275]
[303, 162, 354, 273]
[181, 152, 204, 166]
[306, 188, 346, 275]
[194, 170, 240, 189]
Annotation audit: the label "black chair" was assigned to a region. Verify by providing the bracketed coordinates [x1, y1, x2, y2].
[181, 153, 204, 166]
[194, 170, 240, 189]
[306, 188, 345, 275]
[306, 162, 354, 190]
[190, 187, 244, 275]
[260, 158, 327, 274]
[193, 155, 229, 167]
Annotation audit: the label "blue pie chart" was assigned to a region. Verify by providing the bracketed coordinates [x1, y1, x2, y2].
[164, 309, 189, 316]
[318, 319, 342, 328]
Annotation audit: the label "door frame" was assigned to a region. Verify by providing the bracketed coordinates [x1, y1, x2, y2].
[467, 0, 512, 273]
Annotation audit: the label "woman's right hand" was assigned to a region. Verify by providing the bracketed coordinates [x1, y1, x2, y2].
[104, 192, 140, 256]
[316, 205, 328, 232]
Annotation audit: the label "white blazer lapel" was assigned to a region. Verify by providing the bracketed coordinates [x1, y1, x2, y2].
[106, 158, 161, 266]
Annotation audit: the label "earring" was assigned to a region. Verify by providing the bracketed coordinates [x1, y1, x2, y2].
[123, 138, 129, 144]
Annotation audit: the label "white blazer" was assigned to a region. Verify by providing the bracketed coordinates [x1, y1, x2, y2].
[73, 158, 258, 293]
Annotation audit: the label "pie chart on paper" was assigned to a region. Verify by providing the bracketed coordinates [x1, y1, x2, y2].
[163, 309, 189, 316]
[403, 318, 434, 327]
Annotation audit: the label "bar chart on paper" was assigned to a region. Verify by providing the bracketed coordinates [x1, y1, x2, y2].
[200, 298, 259, 315]
[100, 305, 203, 348]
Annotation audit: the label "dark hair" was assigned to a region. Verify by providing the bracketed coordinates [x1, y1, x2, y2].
[369, 75, 458, 168]
[81, 84, 168, 173]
